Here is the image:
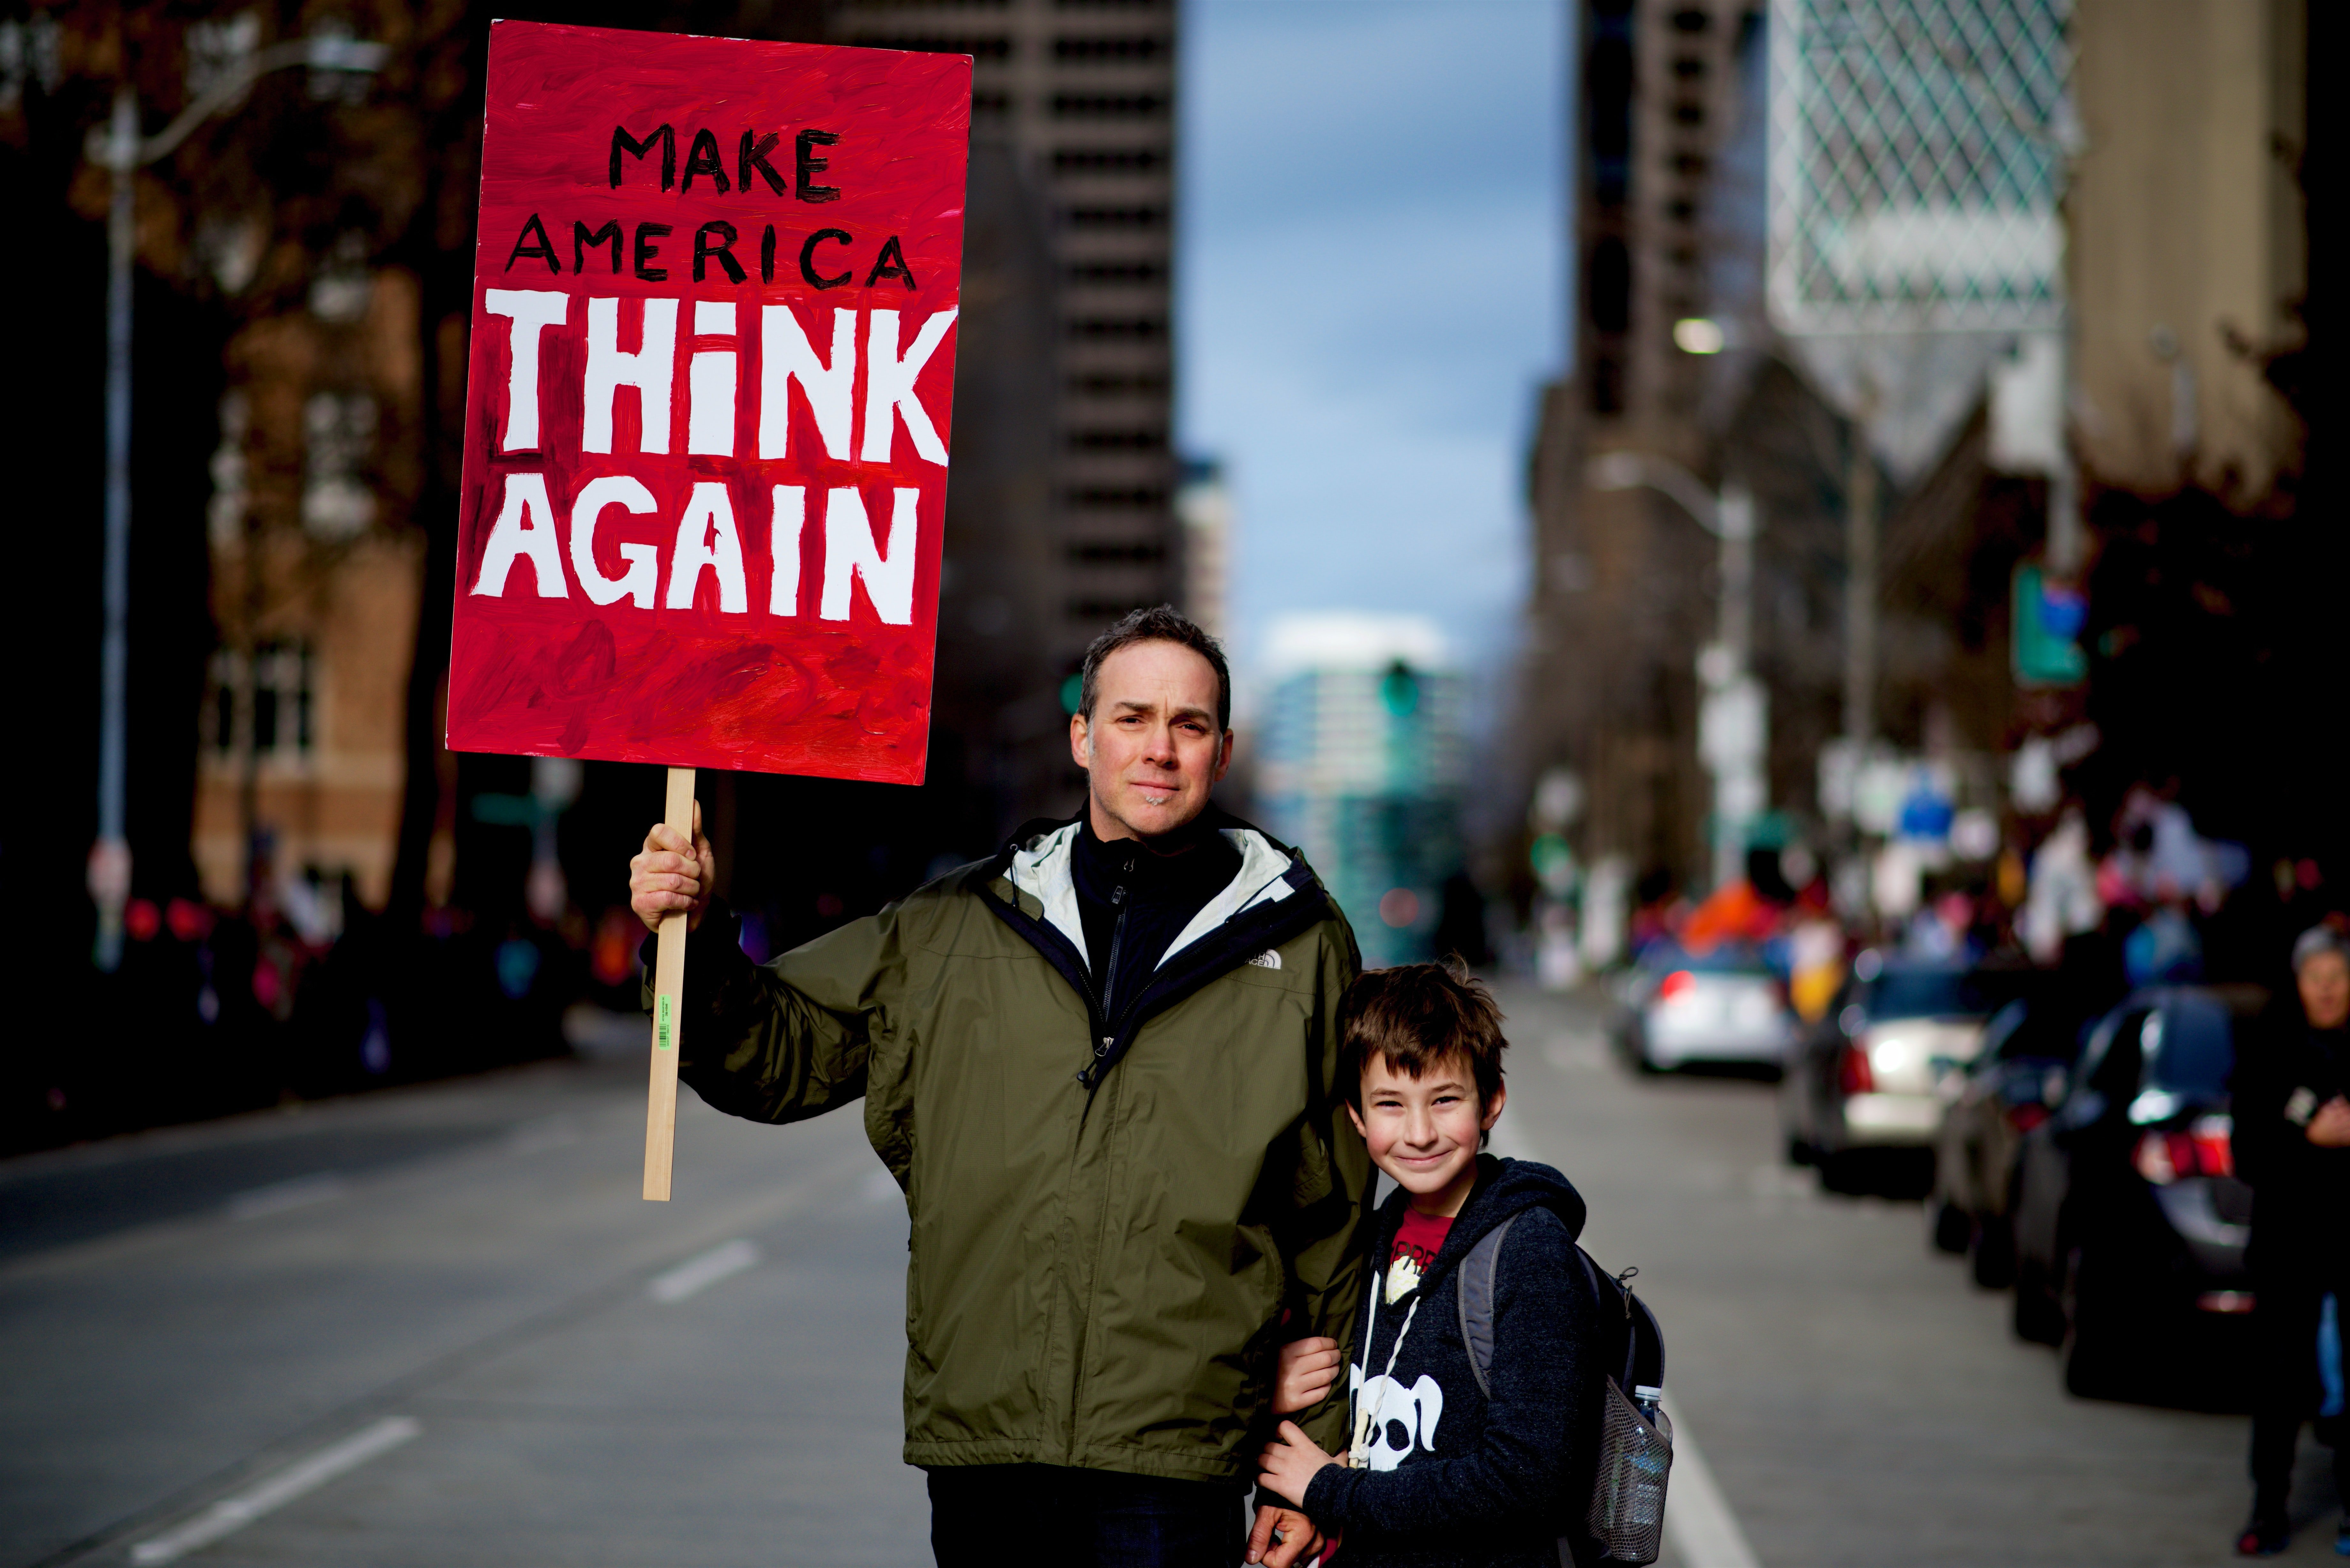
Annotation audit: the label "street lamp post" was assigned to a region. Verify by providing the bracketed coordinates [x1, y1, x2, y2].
[84, 34, 384, 971]
[1588, 452, 1764, 893]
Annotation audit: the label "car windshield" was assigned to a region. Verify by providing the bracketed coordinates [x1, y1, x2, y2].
[1642, 942, 1771, 976]
[1868, 967, 2000, 1019]
[2146, 999, 2234, 1095]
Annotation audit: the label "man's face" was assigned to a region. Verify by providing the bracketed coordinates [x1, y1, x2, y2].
[1070, 639, 1232, 843]
[2301, 951, 2350, 1030]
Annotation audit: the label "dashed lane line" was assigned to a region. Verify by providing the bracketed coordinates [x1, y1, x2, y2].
[127, 1417, 420, 1565]
[646, 1238, 761, 1303]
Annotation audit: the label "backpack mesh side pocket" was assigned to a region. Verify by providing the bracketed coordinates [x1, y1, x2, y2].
[1583, 1375, 1671, 1564]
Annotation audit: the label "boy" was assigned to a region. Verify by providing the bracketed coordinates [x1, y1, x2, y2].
[1251, 962, 1602, 1568]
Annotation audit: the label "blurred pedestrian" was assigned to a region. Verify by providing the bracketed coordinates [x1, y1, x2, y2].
[2232, 926, 2350, 1556]
[628, 607, 1366, 1568]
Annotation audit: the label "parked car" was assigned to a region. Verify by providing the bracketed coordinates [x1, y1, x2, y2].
[1612, 942, 1795, 1075]
[1928, 995, 2086, 1285]
[1782, 952, 2030, 1191]
[2009, 985, 2263, 1398]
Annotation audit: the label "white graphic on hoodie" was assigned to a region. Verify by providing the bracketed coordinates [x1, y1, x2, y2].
[1349, 1363, 1444, 1471]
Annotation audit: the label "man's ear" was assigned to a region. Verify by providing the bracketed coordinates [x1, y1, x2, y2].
[1068, 712, 1091, 773]
[1213, 727, 1234, 785]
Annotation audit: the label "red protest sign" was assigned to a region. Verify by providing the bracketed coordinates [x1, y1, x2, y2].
[448, 21, 969, 785]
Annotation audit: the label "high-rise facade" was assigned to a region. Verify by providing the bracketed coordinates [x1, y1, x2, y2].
[1517, 0, 1756, 886]
[839, 0, 1183, 678]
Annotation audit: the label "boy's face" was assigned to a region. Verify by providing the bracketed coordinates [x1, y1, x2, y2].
[1346, 1051, 1507, 1218]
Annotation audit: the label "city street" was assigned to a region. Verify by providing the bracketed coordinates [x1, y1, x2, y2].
[3, 985, 2333, 1567]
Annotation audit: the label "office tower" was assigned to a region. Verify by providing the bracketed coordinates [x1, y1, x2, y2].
[1518, 0, 1754, 886]
[838, 0, 1183, 675]
[1255, 614, 1466, 969]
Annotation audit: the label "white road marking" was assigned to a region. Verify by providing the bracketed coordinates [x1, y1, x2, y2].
[1662, 1393, 1763, 1568]
[128, 1415, 420, 1564]
[507, 1114, 582, 1154]
[225, 1172, 347, 1221]
[647, 1238, 761, 1303]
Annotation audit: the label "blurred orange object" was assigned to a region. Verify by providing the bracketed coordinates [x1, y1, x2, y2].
[1681, 880, 1779, 951]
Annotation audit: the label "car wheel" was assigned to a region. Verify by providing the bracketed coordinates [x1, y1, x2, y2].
[1970, 1212, 2016, 1289]
[1784, 1133, 1815, 1167]
[1930, 1198, 1971, 1255]
[2061, 1244, 2140, 1400]
[1817, 1148, 1863, 1195]
[2012, 1247, 2065, 1345]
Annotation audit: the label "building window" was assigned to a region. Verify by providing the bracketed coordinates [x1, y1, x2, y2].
[1068, 427, 1166, 451]
[1063, 204, 1168, 229]
[1066, 258, 1169, 284]
[1067, 315, 1167, 340]
[1052, 35, 1168, 62]
[1067, 485, 1171, 510]
[1068, 371, 1171, 396]
[1052, 146, 1168, 174]
[303, 392, 376, 541]
[1068, 539, 1167, 564]
[1050, 93, 1168, 118]
[207, 642, 316, 760]
[848, 34, 1011, 58]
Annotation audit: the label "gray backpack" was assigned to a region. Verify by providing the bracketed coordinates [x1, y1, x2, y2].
[1456, 1217, 1672, 1566]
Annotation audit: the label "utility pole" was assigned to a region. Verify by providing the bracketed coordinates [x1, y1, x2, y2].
[1841, 403, 1878, 748]
[82, 34, 384, 971]
[1589, 454, 1766, 892]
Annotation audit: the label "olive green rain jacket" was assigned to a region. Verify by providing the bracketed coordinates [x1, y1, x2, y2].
[669, 807, 1370, 1484]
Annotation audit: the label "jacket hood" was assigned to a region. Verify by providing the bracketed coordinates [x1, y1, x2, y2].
[974, 803, 1350, 1089]
[1376, 1154, 1586, 1294]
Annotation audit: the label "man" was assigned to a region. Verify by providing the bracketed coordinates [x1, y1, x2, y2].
[629, 606, 1367, 1567]
[2232, 925, 2350, 1557]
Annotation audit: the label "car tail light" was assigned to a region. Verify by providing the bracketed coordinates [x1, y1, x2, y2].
[1837, 1043, 1875, 1096]
[2133, 1116, 2235, 1185]
[1659, 970, 1696, 1005]
[2005, 1103, 2049, 1132]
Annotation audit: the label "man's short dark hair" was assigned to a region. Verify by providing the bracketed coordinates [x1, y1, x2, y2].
[1336, 960, 1508, 1112]
[1078, 605, 1232, 733]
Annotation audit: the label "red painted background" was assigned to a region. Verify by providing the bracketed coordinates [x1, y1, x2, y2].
[448, 21, 968, 783]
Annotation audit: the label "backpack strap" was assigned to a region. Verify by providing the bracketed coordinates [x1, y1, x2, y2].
[1454, 1215, 1517, 1398]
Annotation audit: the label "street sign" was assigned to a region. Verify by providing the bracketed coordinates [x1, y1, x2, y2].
[450, 21, 970, 1198]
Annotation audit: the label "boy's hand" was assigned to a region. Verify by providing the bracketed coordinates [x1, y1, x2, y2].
[1246, 1504, 1331, 1568]
[630, 803, 713, 934]
[1274, 1336, 1343, 1415]
[1256, 1421, 1343, 1527]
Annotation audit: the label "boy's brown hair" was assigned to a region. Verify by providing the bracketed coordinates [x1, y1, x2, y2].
[1336, 959, 1508, 1110]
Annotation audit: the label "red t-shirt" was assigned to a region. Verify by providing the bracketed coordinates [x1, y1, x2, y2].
[1385, 1208, 1454, 1302]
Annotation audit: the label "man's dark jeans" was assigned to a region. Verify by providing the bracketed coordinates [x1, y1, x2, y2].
[927, 1463, 1245, 1568]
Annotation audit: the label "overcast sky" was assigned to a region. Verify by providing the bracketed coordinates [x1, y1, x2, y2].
[1177, 0, 1566, 706]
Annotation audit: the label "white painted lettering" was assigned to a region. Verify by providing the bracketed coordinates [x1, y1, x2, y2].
[482, 290, 568, 452]
[688, 301, 736, 456]
[666, 482, 748, 612]
[820, 486, 918, 625]
[759, 305, 856, 461]
[473, 473, 569, 598]
[583, 297, 678, 455]
[569, 475, 660, 608]
[858, 308, 957, 466]
[769, 486, 804, 616]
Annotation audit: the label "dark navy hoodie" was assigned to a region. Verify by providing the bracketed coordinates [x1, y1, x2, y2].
[1303, 1156, 1602, 1568]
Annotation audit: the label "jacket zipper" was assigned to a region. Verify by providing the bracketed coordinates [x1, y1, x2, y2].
[1084, 855, 1134, 1086]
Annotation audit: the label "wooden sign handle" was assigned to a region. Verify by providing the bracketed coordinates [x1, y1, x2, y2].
[644, 765, 696, 1201]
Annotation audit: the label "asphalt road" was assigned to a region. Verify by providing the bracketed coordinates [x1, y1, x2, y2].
[2, 984, 2336, 1566]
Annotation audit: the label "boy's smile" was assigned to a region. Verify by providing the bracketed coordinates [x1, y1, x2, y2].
[1346, 1051, 1508, 1219]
